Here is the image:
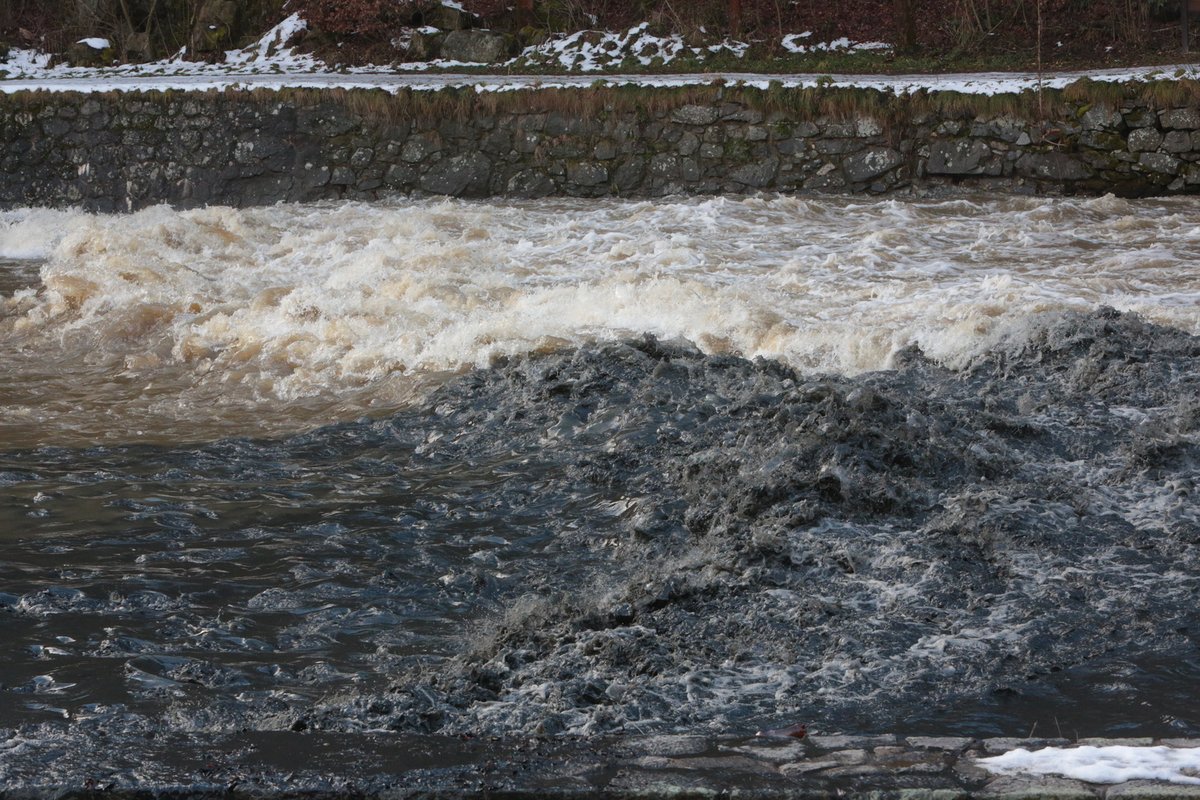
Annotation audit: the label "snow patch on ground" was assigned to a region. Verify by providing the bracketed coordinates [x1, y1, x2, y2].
[506, 23, 753, 71]
[224, 13, 315, 70]
[512, 24, 687, 71]
[781, 32, 892, 54]
[979, 746, 1200, 785]
[1, 49, 53, 75]
[0, 13, 314, 80]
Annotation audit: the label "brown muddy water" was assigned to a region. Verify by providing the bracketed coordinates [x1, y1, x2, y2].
[0, 194, 1198, 787]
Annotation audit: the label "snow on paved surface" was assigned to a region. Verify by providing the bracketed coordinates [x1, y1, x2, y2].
[979, 746, 1200, 785]
[1, 63, 1199, 95]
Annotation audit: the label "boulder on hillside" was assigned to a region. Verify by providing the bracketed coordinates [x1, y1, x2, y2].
[66, 37, 114, 66]
[439, 29, 512, 63]
[407, 29, 443, 60]
[421, 3, 476, 31]
[194, 0, 239, 52]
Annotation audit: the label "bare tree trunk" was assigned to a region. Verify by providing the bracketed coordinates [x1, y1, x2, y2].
[895, 0, 918, 52]
[516, 0, 534, 27]
[728, 0, 742, 36]
[1184, 0, 1191, 53]
[1036, 0, 1044, 123]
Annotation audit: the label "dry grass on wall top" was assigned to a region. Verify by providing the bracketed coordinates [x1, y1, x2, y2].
[191, 79, 1200, 126]
[3, 79, 1200, 129]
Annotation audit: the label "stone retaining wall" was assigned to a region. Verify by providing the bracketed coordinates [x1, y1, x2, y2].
[2, 87, 1200, 210]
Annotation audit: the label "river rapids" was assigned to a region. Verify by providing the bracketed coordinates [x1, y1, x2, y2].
[0, 194, 1198, 784]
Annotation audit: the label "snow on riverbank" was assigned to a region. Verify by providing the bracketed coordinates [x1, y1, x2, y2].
[980, 746, 1200, 785]
[2, 9, 1198, 96]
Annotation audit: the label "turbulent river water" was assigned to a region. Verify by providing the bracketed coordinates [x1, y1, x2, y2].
[1, 194, 1199, 784]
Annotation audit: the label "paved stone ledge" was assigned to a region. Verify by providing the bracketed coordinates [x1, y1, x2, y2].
[4, 733, 1200, 799]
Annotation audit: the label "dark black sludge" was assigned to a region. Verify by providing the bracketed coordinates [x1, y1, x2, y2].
[1, 308, 1198, 785]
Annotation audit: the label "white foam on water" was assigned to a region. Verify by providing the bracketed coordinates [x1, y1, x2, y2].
[0, 208, 84, 259]
[2, 194, 1199, 445]
[979, 745, 1200, 785]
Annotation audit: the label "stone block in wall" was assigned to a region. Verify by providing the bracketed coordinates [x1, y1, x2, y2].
[356, 167, 385, 191]
[1123, 109, 1158, 128]
[42, 117, 72, 137]
[297, 108, 358, 137]
[230, 174, 295, 207]
[549, 139, 588, 159]
[790, 121, 820, 138]
[1160, 107, 1200, 129]
[815, 139, 856, 155]
[1163, 130, 1192, 153]
[1016, 152, 1093, 181]
[977, 115, 1029, 143]
[439, 119, 475, 141]
[593, 140, 618, 160]
[301, 164, 332, 188]
[385, 164, 418, 188]
[420, 152, 492, 196]
[660, 126, 683, 145]
[1079, 130, 1125, 150]
[671, 106, 720, 126]
[926, 138, 991, 174]
[1138, 152, 1181, 174]
[401, 133, 442, 163]
[479, 130, 511, 155]
[819, 120, 857, 138]
[1127, 127, 1164, 152]
[1080, 149, 1129, 172]
[803, 163, 847, 191]
[721, 105, 763, 124]
[675, 133, 700, 156]
[649, 153, 681, 179]
[776, 138, 809, 157]
[506, 168, 556, 198]
[612, 158, 645, 192]
[843, 147, 904, 183]
[1080, 104, 1123, 131]
[566, 162, 608, 187]
[545, 113, 577, 137]
[729, 158, 779, 188]
[854, 117, 884, 138]
[515, 131, 540, 154]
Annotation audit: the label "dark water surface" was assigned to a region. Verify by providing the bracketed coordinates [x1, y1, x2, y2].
[2, 309, 1199, 783]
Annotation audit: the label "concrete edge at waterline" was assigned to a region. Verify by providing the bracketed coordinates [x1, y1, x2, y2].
[6, 735, 1200, 799]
